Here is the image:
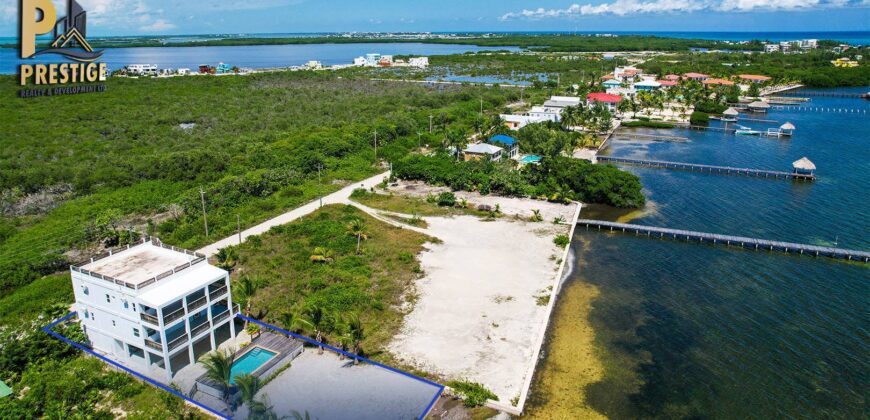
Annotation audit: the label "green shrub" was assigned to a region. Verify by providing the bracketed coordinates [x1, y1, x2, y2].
[554, 234, 570, 247]
[448, 380, 499, 407]
[436, 192, 456, 207]
[690, 111, 710, 125]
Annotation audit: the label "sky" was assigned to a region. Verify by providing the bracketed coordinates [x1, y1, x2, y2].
[1, 0, 868, 37]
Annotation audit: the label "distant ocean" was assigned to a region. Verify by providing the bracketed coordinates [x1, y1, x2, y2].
[1, 31, 869, 45]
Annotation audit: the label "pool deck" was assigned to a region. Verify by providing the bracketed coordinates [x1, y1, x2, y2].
[195, 332, 302, 390]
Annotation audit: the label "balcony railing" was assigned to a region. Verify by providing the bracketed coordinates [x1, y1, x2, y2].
[167, 333, 189, 351]
[212, 309, 230, 325]
[144, 338, 162, 351]
[140, 313, 160, 325]
[209, 286, 228, 301]
[190, 321, 211, 338]
[163, 307, 186, 325]
[187, 296, 207, 312]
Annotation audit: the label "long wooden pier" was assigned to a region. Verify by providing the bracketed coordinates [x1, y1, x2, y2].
[597, 156, 815, 181]
[613, 132, 689, 142]
[577, 219, 870, 263]
[774, 91, 867, 99]
[770, 106, 868, 114]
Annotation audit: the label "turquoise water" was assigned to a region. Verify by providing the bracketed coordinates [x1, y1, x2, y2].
[569, 87, 869, 418]
[230, 347, 276, 384]
[521, 155, 542, 164]
[0, 43, 519, 75]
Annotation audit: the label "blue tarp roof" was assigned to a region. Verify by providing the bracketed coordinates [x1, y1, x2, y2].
[490, 134, 517, 146]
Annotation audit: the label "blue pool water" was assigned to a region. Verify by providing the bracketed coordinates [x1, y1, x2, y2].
[230, 347, 276, 384]
[521, 155, 542, 164]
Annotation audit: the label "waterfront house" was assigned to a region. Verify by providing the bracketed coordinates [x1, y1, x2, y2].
[702, 78, 735, 86]
[71, 238, 238, 382]
[602, 79, 622, 89]
[464, 143, 503, 162]
[738, 74, 771, 84]
[126, 64, 157, 76]
[635, 80, 661, 91]
[409, 57, 429, 68]
[528, 106, 562, 123]
[490, 134, 519, 159]
[792, 157, 816, 175]
[543, 96, 582, 109]
[747, 101, 771, 113]
[683, 72, 710, 81]
[586, 92, 623, 112]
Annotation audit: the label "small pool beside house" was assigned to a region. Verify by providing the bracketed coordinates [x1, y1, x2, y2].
[230, 347, 276, 384]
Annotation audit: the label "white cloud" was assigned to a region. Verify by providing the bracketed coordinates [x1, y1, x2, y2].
[140, 18, 175, 32]
[500, 0, 863, 20]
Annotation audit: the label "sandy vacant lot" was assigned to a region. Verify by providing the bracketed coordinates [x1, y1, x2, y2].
[384, 187, 577, 403]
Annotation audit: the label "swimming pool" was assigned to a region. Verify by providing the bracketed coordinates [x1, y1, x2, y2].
[521, 155, 542, 164]
[230, 347, 276, 384]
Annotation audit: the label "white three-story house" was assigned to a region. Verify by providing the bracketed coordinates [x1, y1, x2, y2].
[71, 238, 238, 382]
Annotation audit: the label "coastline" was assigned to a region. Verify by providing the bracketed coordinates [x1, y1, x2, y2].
[523, 237, 607, 419]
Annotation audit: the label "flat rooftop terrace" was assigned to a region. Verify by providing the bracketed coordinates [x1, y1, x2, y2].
[76, 239, 207, 290]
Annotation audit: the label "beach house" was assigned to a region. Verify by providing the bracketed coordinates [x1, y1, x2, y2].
[683, 72, 710, 81]
[71, 238, 239, 382]
[490, 134, 520, 159]
[738, 74, 771, 84]
[586, 92, 622, 112]
[463, 143, 504, 162]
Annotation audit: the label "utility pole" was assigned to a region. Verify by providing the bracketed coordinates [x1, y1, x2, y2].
[199, 186, 209, 238]
[428, 115, 433, 133]
[417, 132, 422, 149]
[236, 214, 241, 244]
[373, 129, 378, 161]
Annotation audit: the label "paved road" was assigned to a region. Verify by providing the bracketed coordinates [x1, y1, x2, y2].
[197, 172, 390, 257]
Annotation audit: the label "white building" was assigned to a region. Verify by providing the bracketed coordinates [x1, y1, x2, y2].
[71, 238, 238, 382]
[409, 57, 429, 68]
[304, 60, 323, 70]
[177, 68, 191, 76]
[353, 56, 368, 66]
[763, 44, 780, 53]
[365, 53, 381, 67]
[528, 106, 562, 123]
[127, 64, 158, 76]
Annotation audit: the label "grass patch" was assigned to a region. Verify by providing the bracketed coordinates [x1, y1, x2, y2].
[233, 204, 434, 356]
[383, 213, 429, 229]
[349, 188, 484, 218]
[0, 273, 72, 324]
[448, 380, 499, 407]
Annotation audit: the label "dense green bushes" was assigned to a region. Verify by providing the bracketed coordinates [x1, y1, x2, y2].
[621, 121, 676, 129]
[393, 154, 645, 208]
[690, 111, 710, 125]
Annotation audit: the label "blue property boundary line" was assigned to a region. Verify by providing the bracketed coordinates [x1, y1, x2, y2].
[42, 312, 230, 419]
[237, 314, 446, 420]
[44, 312, 444, 420]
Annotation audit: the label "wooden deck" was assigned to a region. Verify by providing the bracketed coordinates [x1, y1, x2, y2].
[577, 219, 870, 263]
[597, 156, 815, 181]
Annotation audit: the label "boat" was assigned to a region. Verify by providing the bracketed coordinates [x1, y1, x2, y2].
[735, 125, 761, 136]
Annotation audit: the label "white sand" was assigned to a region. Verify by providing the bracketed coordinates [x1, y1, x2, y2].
[387, 196, 576, 403]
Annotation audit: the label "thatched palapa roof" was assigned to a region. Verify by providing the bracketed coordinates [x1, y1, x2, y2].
[780, 122, 796, 130]
[748, 101, 770, 109]
[723, 107, 739, 116]
[792, 157, 816, 170]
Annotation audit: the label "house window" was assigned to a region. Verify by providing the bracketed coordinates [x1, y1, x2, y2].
[123, 301, 129, 309]
[82, 309, 89, 319]
[105, 294, 111, 303]
[82, 286, 89, 295]
[133, 328, 140, 337]
[112, 320, 116, 327]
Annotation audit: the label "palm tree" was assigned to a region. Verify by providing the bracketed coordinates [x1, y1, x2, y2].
[304, 304, 329, 353]
[278, 308, 311, 336]
[246, 322, 261, 339]
[444, 127, 468, 160]
[234, 373, 262, 408]
[310, 246, 334, 263]
[234, 275, 261, 324]
[343, 313, 364, 363]
[201, 348, 236, 407]
[345, 218, 368, 254]
[248, 395, 281, 420]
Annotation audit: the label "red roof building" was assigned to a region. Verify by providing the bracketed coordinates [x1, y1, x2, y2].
[683, 72, 711, 81]
[587, 92, 623, 103]
[703, 78, 735, 86]
[738, 74, 772, 83]
[664, 74, 681, 81]
[656, 80, 678, 87]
